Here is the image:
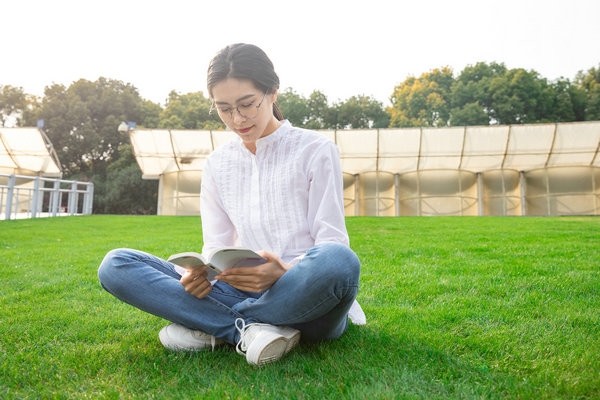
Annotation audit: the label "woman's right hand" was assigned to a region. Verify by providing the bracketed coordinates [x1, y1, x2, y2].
[180, 266, 212, 299]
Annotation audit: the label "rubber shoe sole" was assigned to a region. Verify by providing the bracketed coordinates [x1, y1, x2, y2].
[246, 331, 297, 366]
[159, 324, 224, 351]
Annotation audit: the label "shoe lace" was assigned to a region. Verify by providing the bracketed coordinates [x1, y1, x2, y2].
[235, 318, 250, 355]
[235, 318, 270, 356]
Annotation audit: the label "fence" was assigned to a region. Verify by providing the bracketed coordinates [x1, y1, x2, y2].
[0, 174, 94, 220]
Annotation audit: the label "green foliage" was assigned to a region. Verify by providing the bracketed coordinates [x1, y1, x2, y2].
[22, 78, 162, 176]
[0, 85, 27, 127]
[95, 144, 157, 214]
[334, 95, 390, 129]
[277, 88, 388, 129]
[276, 88, 311, 127]
[389, 67, 454, 127]
[1, 216, 599, 398]
[396, 62, 593, 127]
[159, 90, 224, 130]
[576, 64, 600, 120]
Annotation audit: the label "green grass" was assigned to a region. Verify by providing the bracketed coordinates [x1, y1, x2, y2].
[1, 215, 599, 399]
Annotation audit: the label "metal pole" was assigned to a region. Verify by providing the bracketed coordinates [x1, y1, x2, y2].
[394, 173, 400, 216]
[5, 175, 15, 220]
[157, 175, 164, 216]
[31, 177, 41, 218]
[354, 174, 360, 217]
[51, 179, 60, 217]
[477, 172, 483, 216]
[69, 182, 78, 215]
[85, 182, 94, 214]
[519, 171, 526, 216]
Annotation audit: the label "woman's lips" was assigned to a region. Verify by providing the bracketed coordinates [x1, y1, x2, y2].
[238, 126, 253, 134]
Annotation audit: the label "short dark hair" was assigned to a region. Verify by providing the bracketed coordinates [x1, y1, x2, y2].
[207, 43, 284, 120]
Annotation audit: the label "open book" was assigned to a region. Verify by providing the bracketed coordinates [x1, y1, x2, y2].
[167, 247, 267, 281]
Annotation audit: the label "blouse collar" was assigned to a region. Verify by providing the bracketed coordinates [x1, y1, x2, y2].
[238, 120, 291, 152]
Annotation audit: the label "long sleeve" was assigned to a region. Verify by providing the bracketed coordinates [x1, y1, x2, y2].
[306, 141, 349, 247]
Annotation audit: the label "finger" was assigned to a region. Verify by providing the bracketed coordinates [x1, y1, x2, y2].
[219, 263, 273, 277]
[216, 273, 262, 286]
[225, 281, 265, 293]
[190, 280, 212, 298]
[180, 268, 208, 284]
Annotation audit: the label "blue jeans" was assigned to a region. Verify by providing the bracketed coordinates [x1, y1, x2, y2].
[98, 242, 360, 345]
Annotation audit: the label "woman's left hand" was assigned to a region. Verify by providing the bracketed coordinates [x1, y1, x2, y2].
[215, 250, 289, 292]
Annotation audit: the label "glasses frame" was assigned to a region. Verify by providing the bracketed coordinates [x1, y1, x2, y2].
[210, 91, 269, 120]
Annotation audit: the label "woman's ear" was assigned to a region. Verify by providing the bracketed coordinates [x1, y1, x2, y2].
[270, 88, 278, 104]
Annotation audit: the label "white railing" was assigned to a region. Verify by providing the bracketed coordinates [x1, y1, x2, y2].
[0, 174, 94, 220]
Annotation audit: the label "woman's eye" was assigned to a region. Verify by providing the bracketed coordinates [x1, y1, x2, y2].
[219, 107, 232, 113]
[239, 102, 254, 109]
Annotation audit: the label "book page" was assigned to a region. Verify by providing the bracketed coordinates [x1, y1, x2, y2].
[167, 252, 208, 269]
[209, 248, 267, 271]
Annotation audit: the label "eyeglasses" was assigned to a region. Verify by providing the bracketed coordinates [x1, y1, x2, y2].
[210, 92, 268, 120]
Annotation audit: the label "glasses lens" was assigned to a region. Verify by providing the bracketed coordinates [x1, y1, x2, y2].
[238, 106, 258, 120]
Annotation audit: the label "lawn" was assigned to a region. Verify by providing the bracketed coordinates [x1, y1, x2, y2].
[0, 215, 598, 399]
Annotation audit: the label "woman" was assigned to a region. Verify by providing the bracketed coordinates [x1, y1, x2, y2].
[98, 43, 363, 366]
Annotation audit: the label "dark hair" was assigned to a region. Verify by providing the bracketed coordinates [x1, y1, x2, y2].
[207, 43, 284, 120]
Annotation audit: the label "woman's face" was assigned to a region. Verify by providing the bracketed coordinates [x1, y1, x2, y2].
[211, 78, 279, 152]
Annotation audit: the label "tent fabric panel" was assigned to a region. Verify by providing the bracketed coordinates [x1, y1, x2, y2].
[170, 130, 213, 158]
[378, 157, 419, 174]
[553, 122, 600, 152]
[459, 155, 504, 171]
[0, 128, 62, 175]
[335, 130, 378, 157]
[0, 154, 17, 169]
[503, 154, 549, 170]
[377, 128, 421, 173]
[419, 127, 464, 170]
[319, 130, 336, 143]
[420, 127, 465, 156]
[211, 131, 238, 149]
[130, 130, 173, 157]
[463, 126, 510, 155]
[378, 129, 421, 157]
[507, 124, 555, 155]
[336, 130, 378, 174]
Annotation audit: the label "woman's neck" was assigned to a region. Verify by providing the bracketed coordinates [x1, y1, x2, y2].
[244, 117, 282, 154]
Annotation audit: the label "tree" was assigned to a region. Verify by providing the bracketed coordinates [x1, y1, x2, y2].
[158, 91, 223, 130]
[276, 88, 311, 127]
[305, 90, 330, 129]
[23, 77, 161, 176]
[549, 78, 586, 122]
[450, 62, 584, 125]
[334, 95, 390, 129]
[389, 67, 454, 127]
[450, 62, 507, 126]
[0, 85, 27, 127]
[97, 143, 158, 214]
[576, 65, 600, 120]
[489, 68, 553, 124]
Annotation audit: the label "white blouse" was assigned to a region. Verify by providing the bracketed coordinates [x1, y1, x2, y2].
[200, 120, 348, 262]
[199, 120, 366, 325]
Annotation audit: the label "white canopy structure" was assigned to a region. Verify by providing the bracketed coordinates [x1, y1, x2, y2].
[128, 121, 600, 216]
[0, 127, 62, 177]
[0, 127, 93, 220]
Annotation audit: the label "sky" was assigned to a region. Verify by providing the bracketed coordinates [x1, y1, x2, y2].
[2, 0, 599, 108]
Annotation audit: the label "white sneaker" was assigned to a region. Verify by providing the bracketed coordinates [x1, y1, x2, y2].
[235, 318, 301, 366]
[159, 323, 224, 351]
